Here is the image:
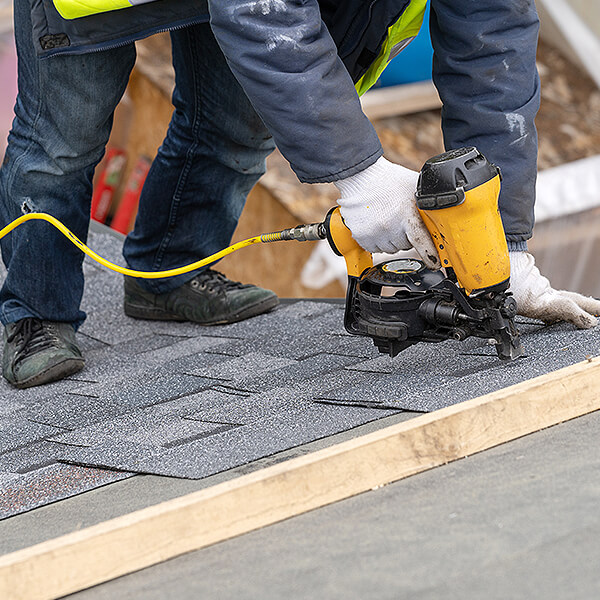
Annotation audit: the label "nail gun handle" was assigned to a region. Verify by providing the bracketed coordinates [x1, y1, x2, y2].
[324, 208, 373, 278]
[415, 148, 510, 296]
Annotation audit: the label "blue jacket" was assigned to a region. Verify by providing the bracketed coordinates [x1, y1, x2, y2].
[31, 0, 541, 240]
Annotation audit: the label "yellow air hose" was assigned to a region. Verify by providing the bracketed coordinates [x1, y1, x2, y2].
[0, 212, 326, 279]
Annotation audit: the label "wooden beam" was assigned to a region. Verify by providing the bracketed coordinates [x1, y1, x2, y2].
[2, 357, 600, 600]
[360, 81, 441, 120]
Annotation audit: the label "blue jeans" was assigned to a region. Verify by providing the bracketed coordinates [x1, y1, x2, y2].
[0, 3, 274, 329]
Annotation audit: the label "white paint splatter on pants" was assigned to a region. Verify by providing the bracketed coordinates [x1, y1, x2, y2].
[506, 112, 528, 145]
[250, 0, 287, 15]
[266, 33, 300, 51]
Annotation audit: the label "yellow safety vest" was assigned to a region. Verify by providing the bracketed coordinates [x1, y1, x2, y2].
[355, 0, 428, 95]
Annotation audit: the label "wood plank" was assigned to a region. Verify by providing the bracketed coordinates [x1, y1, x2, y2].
[2, 357, 600, 600]
[360, 81, 441, 120]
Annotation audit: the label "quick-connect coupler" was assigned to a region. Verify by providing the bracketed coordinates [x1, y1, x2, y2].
[261, 222, 327, 243]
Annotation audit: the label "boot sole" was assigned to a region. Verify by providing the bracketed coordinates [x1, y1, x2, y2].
[124, 295, 279, 325]
[12, 358, 85, 390]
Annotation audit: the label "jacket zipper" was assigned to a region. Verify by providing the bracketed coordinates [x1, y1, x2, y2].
[43, 14, 210, 58]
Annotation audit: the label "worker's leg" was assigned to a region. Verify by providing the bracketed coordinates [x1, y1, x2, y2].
[0, 0, 136, 328]
[430, 0, 540, 246]
[123, 22, 275, 294]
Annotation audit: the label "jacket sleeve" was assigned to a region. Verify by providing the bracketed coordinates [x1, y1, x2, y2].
[430, 0, 541, 244]
[207, 0, 383, 183]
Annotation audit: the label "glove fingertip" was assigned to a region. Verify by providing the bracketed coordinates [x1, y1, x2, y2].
[574, 313, 598, 330]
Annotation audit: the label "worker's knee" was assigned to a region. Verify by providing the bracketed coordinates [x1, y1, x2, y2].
[10, 115, 108, 179]
[163, 101, 275, 175]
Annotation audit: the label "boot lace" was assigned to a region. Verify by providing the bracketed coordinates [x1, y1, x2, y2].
[6, 318, 57, 365]
[191, 269, 246, 293]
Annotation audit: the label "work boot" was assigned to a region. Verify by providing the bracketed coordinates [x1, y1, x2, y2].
[2, 318, 85, 389]
[123, 269, 279, 325]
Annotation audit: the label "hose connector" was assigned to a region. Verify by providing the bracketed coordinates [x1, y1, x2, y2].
[262, 222, 327, 243]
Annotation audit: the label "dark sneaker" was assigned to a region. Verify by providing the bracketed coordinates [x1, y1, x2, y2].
[2, 318, 85, 389]
[123, 269, 279, 325]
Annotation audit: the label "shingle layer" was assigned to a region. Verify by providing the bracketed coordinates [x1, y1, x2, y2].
[1, 227, 598, 519]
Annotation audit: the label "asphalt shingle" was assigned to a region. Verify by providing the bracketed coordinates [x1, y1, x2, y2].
[0, 226, 598, 518]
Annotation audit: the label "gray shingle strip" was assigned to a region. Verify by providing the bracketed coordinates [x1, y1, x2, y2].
[185, 387, 320, 424]
[77, 332, 237, 383]
[0, 417, 65, 454]
[214, 331, 379, 361]
[342, 337, 497, 380]
[59, 442, 168, 474]
[24, 394, 137, 430]
[274, 300, 341, 319]
[235, 353, 363, 393]
[142, 387, 302, 425]
[75, 330, 112, 354]
[78, 308, 148, 346]
[205, 365, 376, 408]
[142, 351, 229, 382]
[142, 320, 246, 340]
[0, 464, 134, 520]
[0, 374, 92, 403]
[213, 302, 339, 339]
[23, 372, 219, 430]
[50, 409, 231, 448]
[113, 333, 192, 356]
[0, 441, 68, 474]
[315, 372, 464, 412]
[317, 323, 600, 412]
[68, 371, 216, 406]
[58, 403, 397, 478]
[185, 352, 297, 383]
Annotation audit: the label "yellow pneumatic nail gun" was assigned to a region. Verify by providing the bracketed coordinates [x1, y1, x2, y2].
[283, 146, 523, 361]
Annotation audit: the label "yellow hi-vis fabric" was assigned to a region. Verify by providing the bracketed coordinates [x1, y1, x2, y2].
[355, 0, 428, 96]
[54, 0, 134, 20]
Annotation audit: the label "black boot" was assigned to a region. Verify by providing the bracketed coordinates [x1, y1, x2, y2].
[123, 269, 279, 325]
[2, 318, 85, 389]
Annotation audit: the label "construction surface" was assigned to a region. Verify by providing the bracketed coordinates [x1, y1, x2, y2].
[66, 409, 600, 600]
[1, 225, 599, 521]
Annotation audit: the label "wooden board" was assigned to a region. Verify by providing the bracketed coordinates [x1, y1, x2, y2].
[2, 357, 600, 600]
[360, 81, 441, 120]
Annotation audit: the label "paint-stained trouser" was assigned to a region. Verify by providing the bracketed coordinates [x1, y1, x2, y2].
[0, 4, 274, 329]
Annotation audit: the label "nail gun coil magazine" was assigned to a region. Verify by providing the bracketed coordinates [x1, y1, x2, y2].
[345, 258, 522, 360]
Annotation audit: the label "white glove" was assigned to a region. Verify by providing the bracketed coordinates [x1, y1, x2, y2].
[334, 156, 440, 269]
[509, 251, 600, 329]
